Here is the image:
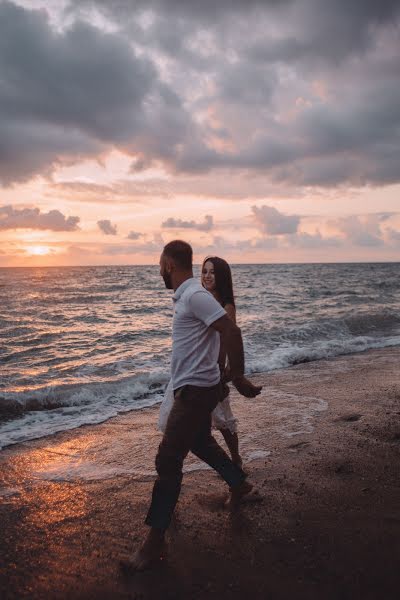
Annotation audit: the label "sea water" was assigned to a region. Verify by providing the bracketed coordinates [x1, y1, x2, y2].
[1, 262, 399, 449]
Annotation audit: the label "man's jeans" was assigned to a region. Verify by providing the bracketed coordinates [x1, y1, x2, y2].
[145, 382, 246, 530]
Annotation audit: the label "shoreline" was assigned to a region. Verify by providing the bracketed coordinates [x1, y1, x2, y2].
[1, 346, 400, 599]
[2, 343, 400, 451]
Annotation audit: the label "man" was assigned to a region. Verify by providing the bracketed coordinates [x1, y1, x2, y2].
[123, 240, 262, 571]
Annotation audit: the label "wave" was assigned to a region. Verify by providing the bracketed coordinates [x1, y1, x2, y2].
[1, 263, 399, 451]
[344, 311, 400, 335]
[0, 325, 39, 338]
[2, 331, 399, 450]
[119, 306, 164, 315]
[257, 309, 400, 345]
[0, 371, 169, 450]
[247, 333, 400, 373]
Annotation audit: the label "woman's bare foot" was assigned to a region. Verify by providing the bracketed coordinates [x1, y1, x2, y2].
[120, 529, 166, 573]
[225, 480, 263, 509]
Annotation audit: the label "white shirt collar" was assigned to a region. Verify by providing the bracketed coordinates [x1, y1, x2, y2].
[172, 277, 196, 302]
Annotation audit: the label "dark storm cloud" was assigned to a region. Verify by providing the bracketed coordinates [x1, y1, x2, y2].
[102, 0, 398, 185]
[217, 63, 277, 107]
[0, 1, 195, 184]
[246, 0, 400, 65]
[68, 0, 290, 25]
[71, 0, 399, 65]
[0, 2, 154, 136]
[0, 204, 80, 231]
[1, 0, 400, 188]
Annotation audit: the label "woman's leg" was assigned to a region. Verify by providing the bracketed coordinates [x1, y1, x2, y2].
[219, 428, 242, 467]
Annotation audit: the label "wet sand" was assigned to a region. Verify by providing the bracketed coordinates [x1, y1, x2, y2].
[1, 346, 400, 600]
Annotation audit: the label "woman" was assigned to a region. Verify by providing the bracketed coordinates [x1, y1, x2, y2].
[201, 256, 243, 468]
[159, 255, 244, 468]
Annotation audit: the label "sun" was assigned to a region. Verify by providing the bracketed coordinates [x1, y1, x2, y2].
[26, 246, 52, 256]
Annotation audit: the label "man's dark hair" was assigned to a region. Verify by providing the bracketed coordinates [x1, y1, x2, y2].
[163, 240, 193, 269]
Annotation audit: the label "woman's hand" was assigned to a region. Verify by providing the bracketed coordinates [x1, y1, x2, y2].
[232, 375, 262, 398]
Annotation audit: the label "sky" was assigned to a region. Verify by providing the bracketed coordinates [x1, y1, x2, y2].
[0, 0, 399, 266]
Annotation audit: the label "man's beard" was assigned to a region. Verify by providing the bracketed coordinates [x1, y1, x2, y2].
[162, 272, 173, 289]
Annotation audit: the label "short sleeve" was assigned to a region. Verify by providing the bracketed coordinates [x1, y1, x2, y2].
[188, 290, 226, 326]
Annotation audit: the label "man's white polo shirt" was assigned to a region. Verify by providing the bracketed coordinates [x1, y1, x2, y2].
[171, 278, 226, 390]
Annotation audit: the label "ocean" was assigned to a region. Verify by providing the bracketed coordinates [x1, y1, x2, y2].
[1, 262, 399, 450]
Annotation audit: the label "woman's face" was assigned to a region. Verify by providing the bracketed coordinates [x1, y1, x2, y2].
[201, 260, 216, 292]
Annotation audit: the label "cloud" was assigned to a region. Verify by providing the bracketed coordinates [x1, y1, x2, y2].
[161, 215, 214, 231]
[127, 230, 142, 240]
[328, 213, 394, 247]
[97, 219, 117, 235]
[0, 1, 196, 185]
[101, 233, 165, 255]
[49, 181, 116, 203]
[385, 228, 400, 247]
[284, 231, 341, 248]
[67, 245, 94, 257]
[245, 0, 400, 66]
[252, 205, 300, 235]
[1, 0, 399, 189]
[71, 0, 399, 53]
[216, 62, 277, 107]
[0, 205, 80, 231]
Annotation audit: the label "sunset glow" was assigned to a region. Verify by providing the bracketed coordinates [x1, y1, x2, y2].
[0, 1, 399, 267]
[26, 246, 52, 256]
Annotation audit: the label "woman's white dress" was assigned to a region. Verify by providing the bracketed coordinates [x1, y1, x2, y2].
[158, 380, 238, 434]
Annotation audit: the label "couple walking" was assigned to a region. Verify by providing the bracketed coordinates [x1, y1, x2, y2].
[159, 253, 244, 468]
[123, 240, 262, 571]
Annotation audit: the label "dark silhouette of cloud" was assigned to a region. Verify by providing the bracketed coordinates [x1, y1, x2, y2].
[161, 215, 213, 231]
[0, 204, 80, 231]
[97, 219, 117, 235]
[127, 230, 142, 240]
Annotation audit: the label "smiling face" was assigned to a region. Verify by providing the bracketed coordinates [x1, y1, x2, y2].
[201, 260, 216, 292]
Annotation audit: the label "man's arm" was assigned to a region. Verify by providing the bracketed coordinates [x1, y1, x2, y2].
[210, 315, 262, 398]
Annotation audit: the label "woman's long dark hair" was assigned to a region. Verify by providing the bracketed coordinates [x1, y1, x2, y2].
[201, 256, 235, 308]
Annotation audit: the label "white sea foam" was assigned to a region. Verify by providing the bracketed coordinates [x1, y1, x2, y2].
[0, 372, 168, 450]
[23, 390, 325, 483]
[246, 334, 400, 374]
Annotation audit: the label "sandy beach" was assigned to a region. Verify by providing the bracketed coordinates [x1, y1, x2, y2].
[1, 346, 400, 599]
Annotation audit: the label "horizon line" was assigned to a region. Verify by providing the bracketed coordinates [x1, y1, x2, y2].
[1, 260, 399, 269]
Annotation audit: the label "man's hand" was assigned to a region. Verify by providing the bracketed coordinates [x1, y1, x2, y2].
[232, 375, 262, 398]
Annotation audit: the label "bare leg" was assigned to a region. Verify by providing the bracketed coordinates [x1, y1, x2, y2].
[219, 428, 242, 467]
[120, 528, 166, 572]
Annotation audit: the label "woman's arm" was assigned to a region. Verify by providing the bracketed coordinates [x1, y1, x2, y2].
[224, 303, 236, 324]
[218, 303, 236, 372]
[211, 315, 262, 398]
